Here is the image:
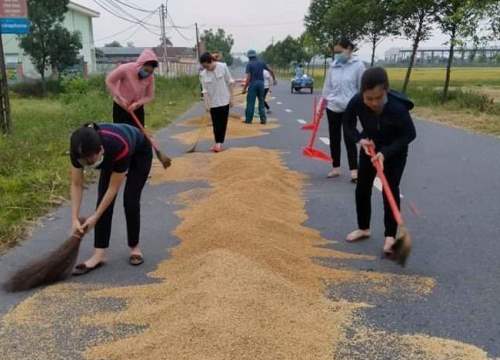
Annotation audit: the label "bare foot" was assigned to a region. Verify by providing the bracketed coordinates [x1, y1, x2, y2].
[383, 237, 396, 254]
[346, 229, 371, 242]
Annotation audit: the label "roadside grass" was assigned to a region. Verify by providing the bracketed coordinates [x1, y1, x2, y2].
[278, 67, 500, 136]
[0, 75, 199, 250]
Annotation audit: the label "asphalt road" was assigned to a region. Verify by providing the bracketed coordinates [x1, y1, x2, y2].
[0, 80, 499, 358]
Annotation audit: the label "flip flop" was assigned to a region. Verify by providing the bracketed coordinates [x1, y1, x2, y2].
[72, 262, 104, 276]
[129, 254, 144, 266]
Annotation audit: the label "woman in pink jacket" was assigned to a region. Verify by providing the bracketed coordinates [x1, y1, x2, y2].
[106, 49, 159, 127]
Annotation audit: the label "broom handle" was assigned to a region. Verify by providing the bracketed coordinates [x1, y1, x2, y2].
[307, 97, 326, 149]
[128, 110, 161, 152]
[367, 146, 404, 226]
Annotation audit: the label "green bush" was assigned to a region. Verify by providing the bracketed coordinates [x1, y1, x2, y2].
[10, 80, 63, 97]
[407, 86, 497, 114]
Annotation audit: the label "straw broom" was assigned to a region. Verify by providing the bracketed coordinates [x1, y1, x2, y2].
[3, 218, 88, 292]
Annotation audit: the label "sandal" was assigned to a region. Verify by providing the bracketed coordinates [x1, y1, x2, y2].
[129, 254, 144, 266]
[72, 262, 104, 276]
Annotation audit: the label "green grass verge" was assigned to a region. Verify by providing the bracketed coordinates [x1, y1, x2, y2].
[0, 75, 199, 250]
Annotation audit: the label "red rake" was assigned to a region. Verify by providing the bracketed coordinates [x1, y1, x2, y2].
[367, 145, 412, 267]
[301, 96, 318, 130]
[302, 98, 331, 163]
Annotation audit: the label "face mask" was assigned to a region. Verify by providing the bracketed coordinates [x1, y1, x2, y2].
[334, 53, 349, 64]
[80, 153, 104, 169]
[138, 68, 152, 79]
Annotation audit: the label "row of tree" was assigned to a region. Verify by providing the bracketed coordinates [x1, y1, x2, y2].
[263, 0, 500, 100]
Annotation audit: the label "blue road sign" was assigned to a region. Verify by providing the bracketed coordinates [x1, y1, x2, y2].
[0, 18, 30, 34]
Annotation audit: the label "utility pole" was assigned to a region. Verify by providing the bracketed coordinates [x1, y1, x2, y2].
[0, 32, 11, 134]
[195, 22, 200, 59]
[159, 1, 168, 75]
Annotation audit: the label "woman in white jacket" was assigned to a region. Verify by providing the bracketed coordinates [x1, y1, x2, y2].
[322, 38, 365, 182]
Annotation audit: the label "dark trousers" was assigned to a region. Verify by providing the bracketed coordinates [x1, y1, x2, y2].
[94, 145, 153, 249]
[356, 152, 406, 237]
[326, 109, 358, 169]
[113, 102, 145, 127]
[210, 104, 230, 143]
[264, 88, 270, 110]
[245, 80, 266, 123]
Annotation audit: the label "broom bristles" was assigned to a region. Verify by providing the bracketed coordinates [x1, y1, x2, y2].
[3, 220, 87, 293]
[155, 149, 172, 169]
[392, 226, 412, 267]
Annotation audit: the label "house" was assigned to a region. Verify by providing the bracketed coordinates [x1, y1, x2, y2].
[1, 1, 99, 80]
[96, 45, 197, 65]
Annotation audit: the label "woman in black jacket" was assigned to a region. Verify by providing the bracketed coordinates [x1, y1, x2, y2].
[343, 67, 416, 256]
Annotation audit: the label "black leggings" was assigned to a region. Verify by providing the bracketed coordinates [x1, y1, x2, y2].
[264, 88, 270, 110]
[326, 109, 358, 170]
[113, 102, 145, 127]
[356, 152, 406, 237]
[210, 104, 230, 144]
[94, 146, 153, 249]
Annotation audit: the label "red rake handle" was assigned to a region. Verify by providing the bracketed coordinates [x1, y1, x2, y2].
[367, 146, 404, 225]
[128, 110, 161, 152]
[306, 97, 327, 149]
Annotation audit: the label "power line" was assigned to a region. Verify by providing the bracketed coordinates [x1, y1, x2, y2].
[95, 10, 157, 42]
[111, 0, 157, 13]
[92, 0, 160, 31]
[102, 0, 161, 28]
[167, 14, 193, 41]
[91, 0, 161, 36]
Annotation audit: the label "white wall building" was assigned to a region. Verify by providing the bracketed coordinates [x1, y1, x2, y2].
[1, 1, 99, 79]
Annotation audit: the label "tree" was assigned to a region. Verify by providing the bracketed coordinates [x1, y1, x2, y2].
[19, 0, 82, 88]
[362, 0, 400, 66]
[305, 0, 366, 54]
[48, 25, 82, 74]
[104, 41, 123, 47]
[434, 0, 490, 101]
[200, 28, 235, 66]
[395, 0, 437, 93]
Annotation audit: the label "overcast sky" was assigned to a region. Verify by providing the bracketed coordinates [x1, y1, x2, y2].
[76, 0, 496, 61]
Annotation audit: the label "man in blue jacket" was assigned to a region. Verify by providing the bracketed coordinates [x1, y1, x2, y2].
[243, 49, 276, 124]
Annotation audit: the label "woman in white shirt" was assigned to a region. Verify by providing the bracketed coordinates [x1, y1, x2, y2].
[263, 69, 272, 113]
[199, 52, 235, 152]
[322, 38, 366, 182]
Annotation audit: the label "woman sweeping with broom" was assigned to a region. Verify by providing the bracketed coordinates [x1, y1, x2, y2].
[199, 52, 235, 152]
[70, 122, 152, 275]
[106, 49, 159, 127]
[343, 67, 416, 264]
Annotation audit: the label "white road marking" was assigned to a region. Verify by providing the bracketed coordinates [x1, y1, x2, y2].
[373, 177, 404, 198]
[285, 109, 293, 113]
[319, 137, 330, 145]
[270, 97, 277, 100]
[297, 119, 307, 124]
[277, 101, 283, 105]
